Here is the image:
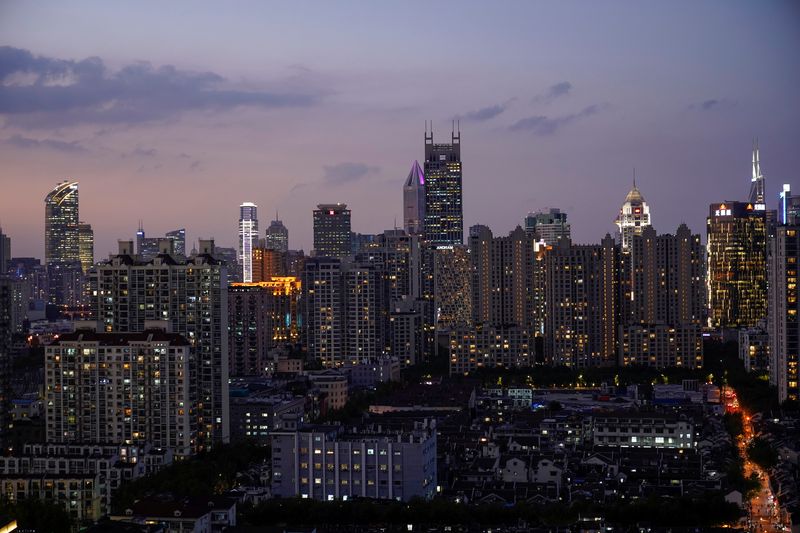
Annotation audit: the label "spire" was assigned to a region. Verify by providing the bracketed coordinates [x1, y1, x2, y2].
[633, 167, 636, 189]
[749, 137, 765, 208]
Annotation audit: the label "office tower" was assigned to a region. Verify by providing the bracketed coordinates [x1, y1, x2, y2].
[469, 225, 536, 329]
[228, 278, 301, 377]
[265, 217, 289, 252]
[768, 192, 800, 403]
[0, 226, 9, 274]
[543, 236, 618, 367]
[313, 203, 352, 258]
[750, 139, 766, 211]
[433, 245, 472, 331]
[93, 239, 228, 449]
[77, 222, 93, 273]
[423, 124, 463, 246]
[252, 244, 286, 281]
[403, 160, 425, 235]
[351, 232, 379, 255]
[239, 202, 259, 283]
[615, 180, 651, 250]
[45, 328, 195, 458]
[524, 208, 571, 244]
[166, 228, 186, 256]
[618, 225, 705, 368]
[303, 257, 344, 366]
[44, 181, 80, 264]
[707, 201, 767, 328]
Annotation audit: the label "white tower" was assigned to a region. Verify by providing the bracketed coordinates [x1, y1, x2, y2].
[615, 176, 651, 250]
[239, 202, 258, 282]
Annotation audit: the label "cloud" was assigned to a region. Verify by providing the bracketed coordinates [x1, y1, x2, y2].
[1, 134, 88, 153]
[454, 99, 515, 122]
[323, 162, 380, 184]
[131, 146, 158, 157]
[509, 104, 602, 135]
[533, 81, 573, 103]
[689, 98, 737, 111]
[0, 46, 320, 128]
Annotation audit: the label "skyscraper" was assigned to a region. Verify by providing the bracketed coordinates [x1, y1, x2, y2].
[0, 226, 10, 274]
[93, 239, 229, 449]
[423, 124, 463, 247]
[165, 228, 186, 256]
[313, 203, 352, 258]
[44, 181, 79, 264]
[615, 180, 651, 250]
[706, 201, 767, 328]
[77, 222, 93, 273]
[749, 139, 766, 211]
[265, 217, 289, 252]
[403, 160, 425, 235]
[239, 202, 259, 283]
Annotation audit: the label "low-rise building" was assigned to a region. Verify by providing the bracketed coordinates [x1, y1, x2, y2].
[591, 412, 695, 448]
[229, 394, 306, 444]
[271, 420, 437, 502]
[307, 370, 349, 411]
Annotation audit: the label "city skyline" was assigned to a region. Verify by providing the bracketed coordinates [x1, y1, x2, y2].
[1, 1, 799, 259]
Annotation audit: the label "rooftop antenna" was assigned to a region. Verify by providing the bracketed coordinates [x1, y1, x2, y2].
[633, 168, 636, 188]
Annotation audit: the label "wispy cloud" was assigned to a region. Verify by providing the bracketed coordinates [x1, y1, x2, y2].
[509, 104, 603, 136]
[323, 162, 380, 184]
[454, 99, 515, 122]
[1, 134, 88, 153]
[688, 98, 737, 111]
[533, 81, 573, 103]
[0, 46, 321, 128]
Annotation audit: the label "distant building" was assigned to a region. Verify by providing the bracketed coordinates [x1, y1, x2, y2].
[307, 370, 349, 411]
[165, 228, 186, 256]
[433, 245, 472, 331]
[0, 226, 10, 274]
[252, 244, 286, 280]
[423, 126, 463, 246]
[591, 412, 694, 449]
[239, 202, 259, 283]
[271, 420, 437, 501]
[403, 160, 425, 235]
[449, 324, 532, 374]
[739, 327, 770, 372]
[136, 225, 186, 261]
[229, 393, 305, 444]
[314, 203, 352, 258]
[44, 181, 79, 265]
[265, 217, 289, 252]
[388, 297, 424, 368]
[615, 180, 651, 250]
[524, 208, 570, 244]
[77, 222, 93, 273]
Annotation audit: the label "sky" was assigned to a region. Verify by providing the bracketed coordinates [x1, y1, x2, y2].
[1, 1, 799, 260]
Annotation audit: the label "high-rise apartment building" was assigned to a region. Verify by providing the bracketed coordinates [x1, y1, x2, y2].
[543, 236, 618, 367]
[768, 194, 800, 403]
[313, 204, 352, 258]
[253, 244, 286, 281]
[239, 202, 259, 283]
[433, 246, 472, 331]
[45, 328, 195, 458]
[45, 181, 80, 264]
[93, 239, 229, 448]
[228, 278, 301, 377]
[423, 126, 463, 247]
[449, 324, 531, 375]
[469, 225, 536, 329]
[524, 208, 571, 244]
[303, 257, 344, 365]
[77, 222, 93, 273]
[403, 160, 425, 235]
[707, 201, 767, 328]
[265, 217, 289, 252]
[615, 181, 651, 250]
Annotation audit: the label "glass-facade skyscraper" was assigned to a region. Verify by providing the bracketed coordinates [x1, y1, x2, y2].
[313, 203, 351, 258]
[423, 126, 463, 247]
[265, 217, 289, 252]
[44, 181, 79, 264]
[239, 202, 259, 283]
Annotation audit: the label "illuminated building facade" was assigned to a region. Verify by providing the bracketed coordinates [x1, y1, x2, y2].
[303, 257, 344, 365]
[228, 278, 301, 377]
[253, 244, 286, 280]
[433, 245, 472, 331]
[706, 201, 767, 328]
[0, 226, 9, 274]
[449, 324, 531, 375]
[403, 160, 425, 235]
[93, 239, 229, 449]
[543, 235, 618, 367]
[137, 225, 186, 261]
[313, 203, 352, 258]
[45, 329, 195, 458]
[615, 181, 651, 250]
[165, 228, 186, 256]
[423, 125, 463, 247]
[739, 327, 769, 372]
[77, 222, 93, 273]
[239, 202, 259, 283]
[768, 221, 800, 403]
[44, 181, 80, 265]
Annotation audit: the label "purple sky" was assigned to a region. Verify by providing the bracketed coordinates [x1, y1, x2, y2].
[1, 1, 799, 260]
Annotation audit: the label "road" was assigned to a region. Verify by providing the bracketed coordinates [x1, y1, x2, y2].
[723, 387, 786, 532]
